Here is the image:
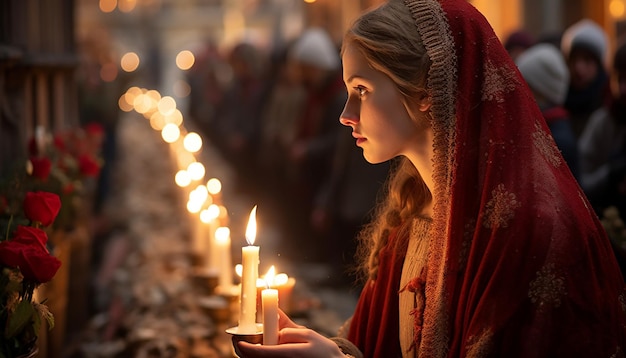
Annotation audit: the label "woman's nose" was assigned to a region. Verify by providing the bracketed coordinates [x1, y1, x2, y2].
[339, 101, 358, 126]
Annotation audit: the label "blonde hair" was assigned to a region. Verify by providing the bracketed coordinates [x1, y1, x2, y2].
[343, 0, 433, 282]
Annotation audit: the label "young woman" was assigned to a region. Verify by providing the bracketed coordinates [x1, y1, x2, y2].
[239, 0, 626, 356]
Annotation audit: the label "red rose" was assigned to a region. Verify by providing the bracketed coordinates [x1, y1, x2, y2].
[23, 191, 61, 227]
[53, 135, 66, 152]
[29, 157, 52, 180]
[84, 122, 104, 136]
[78, 154, 101, 177]
[0, 237, 61, 283]
[10, 225, 49, 252]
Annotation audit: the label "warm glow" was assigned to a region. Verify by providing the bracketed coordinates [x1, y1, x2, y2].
[176, 50, 195, 70]
[120, 52, 140, 72]
[173, 80, 191, 97]
[158, 96, 177, 116]
[134, 93, 154, 114]
[175, 170, 192, 187]
[215, 226, 230, 243]
[99, 0, 117, 12]
[186, 199, 203, 214]
[245, 206, 257, 245]
[218, 205, 229, 221]
[200, 204, 220, 223]
[100, 63, 118, 82]
[264, 266, 276, 288]
[161, 123, 180, 143]
[163, 109, 183, 127]
[304, 0, 316, 3]
[207, 178, 222, 195]
[187, 161, 206, 181]
[118, 94, 134, 112]
[610, 0, 626, 18]
[183, 132, 202, 153]
[149, 111, 166, 130]
[192, 185, 209, 204]
[274, 273, 289, 286]
[118, 0, 137, 12]
[236, 264, 242, 277]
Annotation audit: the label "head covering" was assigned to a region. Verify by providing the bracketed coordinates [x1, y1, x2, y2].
[347, 0, 626, 356]
[516, 43, 570, 105]
[290, 28, 340, 70]
[561, 19, 609, 66]
[504, 30, 535, 52]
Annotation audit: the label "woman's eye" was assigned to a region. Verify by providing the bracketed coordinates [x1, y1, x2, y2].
[354, 86, 367, 97]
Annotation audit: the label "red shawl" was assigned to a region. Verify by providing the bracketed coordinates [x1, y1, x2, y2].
[349, 0, 626, 357]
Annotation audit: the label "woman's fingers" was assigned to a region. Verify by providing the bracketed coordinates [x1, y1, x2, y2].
[278, 309, 302, 329]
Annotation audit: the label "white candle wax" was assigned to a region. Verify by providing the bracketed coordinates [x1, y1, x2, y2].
[239, 245, 259, 333]
[215, 227, 233, 289]
[262, 288, 279, 345]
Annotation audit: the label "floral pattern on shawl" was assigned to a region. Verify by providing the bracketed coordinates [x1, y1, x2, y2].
[528, 263, 567, 309]
[481, 46, 519, 103]
[482, 184, 521, 229]
[532, 121, 563, 168]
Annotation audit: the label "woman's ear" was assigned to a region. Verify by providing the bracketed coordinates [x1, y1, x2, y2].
[417, 93, 432, 112]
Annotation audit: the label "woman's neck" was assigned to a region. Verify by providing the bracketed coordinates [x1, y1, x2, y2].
[405, 127, 435, 218]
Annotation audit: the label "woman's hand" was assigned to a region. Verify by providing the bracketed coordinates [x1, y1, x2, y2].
[236, 310, 345, 358]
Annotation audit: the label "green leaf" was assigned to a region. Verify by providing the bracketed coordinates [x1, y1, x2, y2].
[5, 300, 34, 339]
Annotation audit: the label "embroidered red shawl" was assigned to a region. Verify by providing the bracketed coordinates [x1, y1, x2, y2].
[348, 0, 626, 357]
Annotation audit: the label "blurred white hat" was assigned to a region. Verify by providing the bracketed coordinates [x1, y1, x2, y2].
[517, 43, 570, 105]
[290, 28, 340, 70]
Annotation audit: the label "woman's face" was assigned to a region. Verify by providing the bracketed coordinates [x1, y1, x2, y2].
[340, 42, 424, 164]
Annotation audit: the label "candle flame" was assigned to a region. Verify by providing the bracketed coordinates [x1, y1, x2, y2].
[274, 273, 289, 286]
[235, 264, 242, 277]
[245, 205, 257, 245]
[264, 266, 276, 288]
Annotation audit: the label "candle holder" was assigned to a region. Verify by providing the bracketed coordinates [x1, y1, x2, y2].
[225, 324, 263, 357]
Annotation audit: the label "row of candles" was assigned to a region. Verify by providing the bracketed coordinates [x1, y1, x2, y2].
[121, 85, 288, 345]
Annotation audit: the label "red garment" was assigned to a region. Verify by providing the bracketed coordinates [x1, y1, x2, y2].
[348, 0, 626, 357]
[349, 228, 407, 358]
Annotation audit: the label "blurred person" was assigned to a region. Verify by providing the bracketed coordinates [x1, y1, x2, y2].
[214, 42, 269, 196]
[517, 43, 579, 180]
[578, 40, 626, 216]
[561, 19, 610, 138]
[312, 130, 391, 287]
[186, 40, 228, 139]
[284, 27, 347, 262]
[238, 0, 626, 356]
[503, 29, 535, 61]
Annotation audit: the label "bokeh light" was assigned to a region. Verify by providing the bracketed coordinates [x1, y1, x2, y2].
[207, 178, 222, 195]
[183, 132, 202, 153]
[158, 96, 177, 116]
[176, 50, 195, 70]
[610, 0, 626, 18]
[100, 62, 118, 82]
[161, 123, 180, 143]
[175, 170, 192, 188]
[99, 0, 117, 12]
[173, 80, 191, 98]
[187, 162, 206, 181]
[120, 52, 140, 72]
[118, 0, 137, 13]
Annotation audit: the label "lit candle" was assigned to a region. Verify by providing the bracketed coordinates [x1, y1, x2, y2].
[201, 204, 220, 270]
[262, 266, 279, 345]
[215, 226, 233, 289]
[239, 206, 259, 333]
